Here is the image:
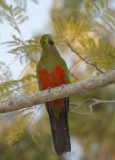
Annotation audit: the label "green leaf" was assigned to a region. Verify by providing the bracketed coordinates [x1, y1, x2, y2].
[75, 9, 89, 20]
[106, 0, 109, 8]
[100, 0, 104, 8]
[12, 35, 21, 42]
[88, 1, 100, 11]
[106, 8, 115, 19]
[16, 14, 24, 20]
[18, 16, 28, 24]
[104, 13, 115, 27]
[100, 15, 115, 31]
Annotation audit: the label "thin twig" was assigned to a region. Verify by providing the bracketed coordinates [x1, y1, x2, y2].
[66, 40, 104, 74]
[69, 59, 81, 80]
[27, 104, 43, 129]
[0, 55, 26, 73]
[70, 98, 115, 116]
[69, 72, 79, 80]
[69, 59, 81, 72]
[11, 7, 36, 63]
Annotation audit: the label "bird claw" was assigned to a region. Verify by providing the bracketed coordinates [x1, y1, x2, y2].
[61, 84, 65, 89]
[48, 87, 51, 93]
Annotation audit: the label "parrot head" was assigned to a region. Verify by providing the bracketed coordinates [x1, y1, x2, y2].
[40, 34, 54, 50]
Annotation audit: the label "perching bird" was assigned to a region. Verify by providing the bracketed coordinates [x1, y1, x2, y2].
[36, 34, 71, 155]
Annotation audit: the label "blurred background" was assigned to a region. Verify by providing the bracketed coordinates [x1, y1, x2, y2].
[0, 0, 115, 159]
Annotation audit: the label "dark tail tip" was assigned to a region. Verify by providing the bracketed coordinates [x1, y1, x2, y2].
[55, 137, 71, 156]
[57, 147, 71, 156]
[51, 116, 71, 156]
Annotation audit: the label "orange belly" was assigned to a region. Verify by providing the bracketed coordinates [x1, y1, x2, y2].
[38, 65, 67, 119]
[38, 65, 67, 89]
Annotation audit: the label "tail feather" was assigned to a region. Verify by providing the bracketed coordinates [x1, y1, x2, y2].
[46, 98, 71, 155]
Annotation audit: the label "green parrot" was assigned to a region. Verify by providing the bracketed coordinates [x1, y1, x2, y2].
[36, 34, 71, 155]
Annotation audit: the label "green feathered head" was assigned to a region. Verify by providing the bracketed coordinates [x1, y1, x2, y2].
[40, 34, 54, 50]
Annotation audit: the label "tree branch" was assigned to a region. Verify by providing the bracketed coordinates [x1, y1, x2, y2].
[70, 98, 115, 116]
[0, 70, 115, 113]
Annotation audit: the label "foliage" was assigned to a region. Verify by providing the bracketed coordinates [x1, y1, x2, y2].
[53, 0, 115, 76]
[8, 112, 32, 145]
[3, 0, 115, 78]
[0, 74, 37, 100]
[0, 0, 38, 23]
[0, 121, 63, 160]
[0, 0, 9, 22]
[13, 0, 38, 9]
[84, 0, 115, 32]
[2, 5, 41, 64]
[0, 61, 12, 82]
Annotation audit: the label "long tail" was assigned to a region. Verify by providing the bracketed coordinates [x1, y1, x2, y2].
[46, 98, 71, 155]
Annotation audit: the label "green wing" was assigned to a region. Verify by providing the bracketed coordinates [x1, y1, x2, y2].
[36, 64, 42, 91]
[61, 58, 70, 84]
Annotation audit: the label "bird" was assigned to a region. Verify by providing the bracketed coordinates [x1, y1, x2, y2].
[36, 34, 71, 155]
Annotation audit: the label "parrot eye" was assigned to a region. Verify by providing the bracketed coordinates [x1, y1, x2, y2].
[43, 41, 46, 44]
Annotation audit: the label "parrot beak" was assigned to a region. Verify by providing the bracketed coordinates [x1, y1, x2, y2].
[48, 37, 54, 45]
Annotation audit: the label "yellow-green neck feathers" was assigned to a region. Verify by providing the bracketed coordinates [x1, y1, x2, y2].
[39, 45, 62, 70]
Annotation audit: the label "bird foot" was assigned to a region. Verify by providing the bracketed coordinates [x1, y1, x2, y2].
[48, 87, 51, 93]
